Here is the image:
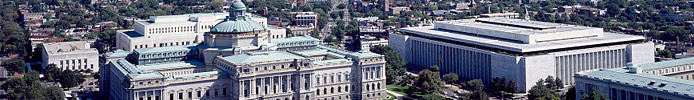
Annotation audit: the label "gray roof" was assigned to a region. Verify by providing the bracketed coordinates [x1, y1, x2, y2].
[104, 49, 131, 58]
[42, 41, 97, 55]
[578, 68, 694, 97]
[210, 17, 266, 33]
[134, 45, 197, 54]
[400, 18, 645, 53]
[119, 30, 202, 39]
[639, 57, 694, 70]
[221, 51, 306, 65]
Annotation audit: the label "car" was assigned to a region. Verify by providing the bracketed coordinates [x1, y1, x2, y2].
[455, 90, 462, 94]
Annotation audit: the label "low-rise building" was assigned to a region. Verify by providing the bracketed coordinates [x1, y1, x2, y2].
[41, 41, 99, 71]
[575, 58, 694, 100]
[390, 17, 654, 92]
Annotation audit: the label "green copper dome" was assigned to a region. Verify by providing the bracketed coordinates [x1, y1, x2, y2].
[210, 0, 266, 33]
[230, 0, 247, 11]
[211, 17, 266, 33]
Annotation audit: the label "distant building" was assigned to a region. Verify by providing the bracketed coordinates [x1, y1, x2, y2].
[390, 18, 655, 92]
[480, 13, 520, 18]
[359, 35, 388, 51]
[389, 7, 410, 15]
[575, 58, 694, 100]
[288, 26, 315, 36]
[291, 12, 318, 27]
[41, 41, 99, 71]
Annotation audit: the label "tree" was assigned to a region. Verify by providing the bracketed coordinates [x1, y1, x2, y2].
[1, 70, 65, 100]
[2, 58, 26, 73]
[384, 49, 407, 84]
[528, 79, 559, 100]
[421, 94, 445, 100]
[581, 89, 609, 100]
[465, 90, 489, 100]
[545, 76, 557, 89]
[414, 66, 445, 94]
[337, 4, 346, 9]
[59, 70, 85, 88]
[44, 64, 62, 81]
[464, 79, 484, 91]
[555, 77, 564, 89]
[657, 49, 673, 58]
[443, 73, 459, 84]
[563, 86, 577, 100]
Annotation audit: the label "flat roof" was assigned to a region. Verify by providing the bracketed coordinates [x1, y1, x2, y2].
[221, 51, 306, 65]
[134, 45, 197, 54]
[137, 60, 204, 71]
[578, 67, 694, 97]
[639, 57, 694, 71]
[42, 41, 97, 55]
[401, 24, 644, 53]
[120, 30, 202, 39]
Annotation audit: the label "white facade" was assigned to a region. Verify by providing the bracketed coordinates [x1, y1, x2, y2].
[291, 12, 318, 27]
[42, 41, 99, 71]
[390, 18, 655, 92]
[103, 1, 387, 100]
[117, 13, 270, 51]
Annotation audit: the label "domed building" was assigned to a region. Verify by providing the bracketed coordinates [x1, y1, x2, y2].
[102, 0, 388, 100]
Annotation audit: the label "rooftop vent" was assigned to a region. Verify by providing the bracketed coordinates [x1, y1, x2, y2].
[627, 63, 641, 74]
[648, 81, 656, 85]
[659, 82, 668, 87]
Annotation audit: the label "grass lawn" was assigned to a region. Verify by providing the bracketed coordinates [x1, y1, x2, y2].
[386, 84, 409, 95]
[386, 84, 439, 99]
[382, 92, 397, 100]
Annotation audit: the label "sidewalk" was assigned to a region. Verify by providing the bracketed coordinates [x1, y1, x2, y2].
[386, 90, 414, 100]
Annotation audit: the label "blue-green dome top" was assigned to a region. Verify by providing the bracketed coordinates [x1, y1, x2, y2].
[211, 17, 266, 33]
[210, 0, 266, 33]
[230, 0, 247, 11]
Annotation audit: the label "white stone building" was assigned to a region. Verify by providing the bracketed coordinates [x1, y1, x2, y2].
[101, 1, 387, 100]
[42, 41, 99, 71]
[116, 12, 269, 51]
[389, 18, 655, 92]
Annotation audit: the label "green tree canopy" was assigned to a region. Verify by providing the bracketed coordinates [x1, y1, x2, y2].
[443, 73, 459, 83]
[581, 89, 609, 100]
[415, 66, 445, 94]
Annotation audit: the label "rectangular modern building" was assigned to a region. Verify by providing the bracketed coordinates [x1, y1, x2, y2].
[41, 41, 99, 71]
[575, 58, 694, 100]
[389, 18, 655, 92]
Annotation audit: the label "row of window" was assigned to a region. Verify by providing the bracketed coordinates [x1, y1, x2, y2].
[57, 58, 94, 70]
[316, 71, 351, 85]
[133, 41, 196, 49]
[646, 65, 694, 75]
[316, 85, 351, 96]
[166, 88, 226, 100]
[148, 26, 195, 35]
[363, 66, 382, 80]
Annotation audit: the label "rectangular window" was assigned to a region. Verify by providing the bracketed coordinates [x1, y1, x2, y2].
[188, 92, 192, 99]
[179, 93, 182, 99]
[223, 88, 227, 95]
[197, 91, 201, 97]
